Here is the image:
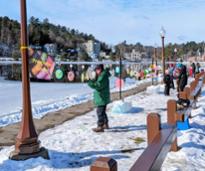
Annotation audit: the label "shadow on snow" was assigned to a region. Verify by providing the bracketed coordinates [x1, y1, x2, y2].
[0, 149, 130, 170]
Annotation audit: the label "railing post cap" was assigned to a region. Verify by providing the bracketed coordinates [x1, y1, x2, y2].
[90, 157, 117, 171]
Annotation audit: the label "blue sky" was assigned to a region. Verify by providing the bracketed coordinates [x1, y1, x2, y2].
[0, 0, 205, 46]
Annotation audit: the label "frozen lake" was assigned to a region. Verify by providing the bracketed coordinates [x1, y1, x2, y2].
[0, 76, 137, 118]
[0, 77, 93, 115]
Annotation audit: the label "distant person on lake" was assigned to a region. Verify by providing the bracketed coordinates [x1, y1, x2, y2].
[88, 64, 111, 132]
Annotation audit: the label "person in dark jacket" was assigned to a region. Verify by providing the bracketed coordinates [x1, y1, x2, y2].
[178, 65, 188, 92]
[196, 62, 200, 74]
[169, 64, 175, 89]
[191, 62, 196, 77]
[164, 70, 171, 96]
[88, 64, 111, 132]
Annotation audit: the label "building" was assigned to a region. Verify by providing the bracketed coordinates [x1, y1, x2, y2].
[124, 49, 142, 61]
[99, 51, 110, 59]
[44, 44, 57, 56]
[83, 40, 101, 59]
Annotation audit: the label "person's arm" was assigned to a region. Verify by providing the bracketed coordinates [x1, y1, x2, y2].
[88, 79, 105, 91]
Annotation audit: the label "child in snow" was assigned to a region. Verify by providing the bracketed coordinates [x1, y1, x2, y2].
[164, 70, 171, 96]
[88, 64, 111, 132]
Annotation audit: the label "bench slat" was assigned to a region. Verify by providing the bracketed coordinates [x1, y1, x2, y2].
[130, 127, 176, 171]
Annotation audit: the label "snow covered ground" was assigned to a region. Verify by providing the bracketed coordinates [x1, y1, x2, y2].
[0, 84, 184, 171]
[0, 76, 153, 127]
[0, 77, 204, 171]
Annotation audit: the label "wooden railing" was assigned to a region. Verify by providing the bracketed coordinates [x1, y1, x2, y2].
[90, 72, 205, 171]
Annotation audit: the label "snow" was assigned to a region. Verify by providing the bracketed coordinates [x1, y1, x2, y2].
[146, 84, 165, 94]
[0, 84, 177, 171]
[0, 77, 204, 171]
[0, 76, 151, 127]
[162, 89, 205, 171]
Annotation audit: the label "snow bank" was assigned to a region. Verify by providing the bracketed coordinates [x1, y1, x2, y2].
[0, 93, 91, 127]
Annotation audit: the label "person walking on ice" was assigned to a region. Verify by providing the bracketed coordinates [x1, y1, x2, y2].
[88, 64, 111, 132]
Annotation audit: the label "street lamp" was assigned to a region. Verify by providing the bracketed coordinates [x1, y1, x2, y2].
[160, 27, 166, 77]
[10, 0, 49, 160]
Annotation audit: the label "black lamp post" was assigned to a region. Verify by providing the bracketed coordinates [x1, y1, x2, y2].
[160, 27, 166, 78]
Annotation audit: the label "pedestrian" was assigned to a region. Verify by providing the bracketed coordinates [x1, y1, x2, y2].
[196, 62, 201, 74]
[169, 64, 175, 89]
[88, 64, 111, 132]
[191, 62, 196, 77]
[178, 65, 188, 92]
[164, 70, 171, 96]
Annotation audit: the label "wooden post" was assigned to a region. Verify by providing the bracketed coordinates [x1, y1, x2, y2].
[147, 113, 161, 145]
[167, 100, 178, 152]
[90, 157, 117, 171]
[184, 87, 191, 99]
[190, 81, 197, 93]
[195, 74, 200, 82]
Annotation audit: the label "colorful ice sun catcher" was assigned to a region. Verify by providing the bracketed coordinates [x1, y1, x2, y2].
[55, 69, 63, 80]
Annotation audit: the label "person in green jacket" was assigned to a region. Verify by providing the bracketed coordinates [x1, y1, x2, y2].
[88, 64, 111, 132]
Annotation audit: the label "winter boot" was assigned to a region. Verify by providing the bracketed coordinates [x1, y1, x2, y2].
[92, 126, 104, 132]
[103, 123, 109, 129]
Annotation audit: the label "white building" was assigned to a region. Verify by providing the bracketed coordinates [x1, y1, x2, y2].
[124, 49, 142, 61]
[44, 44, 57, 56]
[83, 40, 101, 59]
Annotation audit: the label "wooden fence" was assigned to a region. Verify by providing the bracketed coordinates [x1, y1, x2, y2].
[90, 72, 205, 171]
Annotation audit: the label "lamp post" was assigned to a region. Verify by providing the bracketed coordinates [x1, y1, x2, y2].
[152, 44, 158, 85]
[160, 27, 166, 78]
[10, 0, 49, 160]
[154, 43, 158, 65]
[174, 48, 177, 62]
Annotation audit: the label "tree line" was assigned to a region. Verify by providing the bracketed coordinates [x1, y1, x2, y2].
[0, 16, 205, 61]
[0, 16, 100, 59]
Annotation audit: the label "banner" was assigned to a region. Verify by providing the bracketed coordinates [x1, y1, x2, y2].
[29, 48, 55, 80]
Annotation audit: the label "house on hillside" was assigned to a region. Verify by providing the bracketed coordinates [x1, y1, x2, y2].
[83, 40, 101, 59]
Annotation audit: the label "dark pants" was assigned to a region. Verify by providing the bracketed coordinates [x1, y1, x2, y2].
[164, 85, 170, 95]
[96, 105, 108, 127]
[170, 77, 175, 89]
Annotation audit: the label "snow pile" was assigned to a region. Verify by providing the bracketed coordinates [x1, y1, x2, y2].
[111, 100, 133, 114]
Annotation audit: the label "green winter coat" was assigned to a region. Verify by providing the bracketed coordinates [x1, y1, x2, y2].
[88, 69, 111, 106]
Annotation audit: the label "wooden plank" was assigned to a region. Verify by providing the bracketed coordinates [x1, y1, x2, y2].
[130, 127, 176, 171]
